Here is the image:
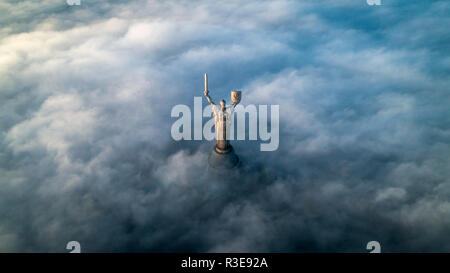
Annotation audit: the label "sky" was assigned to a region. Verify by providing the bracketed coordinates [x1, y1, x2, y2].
[0, 0, 449, 252]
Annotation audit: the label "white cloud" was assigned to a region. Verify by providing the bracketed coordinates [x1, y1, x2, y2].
[0, 0, 449, 252]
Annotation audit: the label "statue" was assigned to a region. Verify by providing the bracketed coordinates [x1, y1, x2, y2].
[203, 73, 241, 169]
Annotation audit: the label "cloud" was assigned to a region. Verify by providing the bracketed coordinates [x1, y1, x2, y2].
[0, 0, 449, 252]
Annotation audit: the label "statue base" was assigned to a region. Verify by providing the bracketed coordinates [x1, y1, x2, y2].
[208, 144, 240, 169]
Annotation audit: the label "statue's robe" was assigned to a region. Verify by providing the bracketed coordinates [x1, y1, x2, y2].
[212, 104, 234, 142]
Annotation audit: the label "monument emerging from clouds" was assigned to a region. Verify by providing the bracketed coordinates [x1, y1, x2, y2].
[203, 73, 241, 169]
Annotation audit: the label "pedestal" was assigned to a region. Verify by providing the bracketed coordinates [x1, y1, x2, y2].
[208, 144, 240, 169]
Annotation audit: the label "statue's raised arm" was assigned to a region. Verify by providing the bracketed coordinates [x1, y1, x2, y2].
[204, 73, 215, 105]
[231, 90, 241, 108]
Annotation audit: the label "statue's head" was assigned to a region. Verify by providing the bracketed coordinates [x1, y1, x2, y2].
[220, 99, 226, 111]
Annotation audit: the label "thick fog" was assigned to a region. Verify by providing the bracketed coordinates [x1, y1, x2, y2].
[0, 0, 449, 252]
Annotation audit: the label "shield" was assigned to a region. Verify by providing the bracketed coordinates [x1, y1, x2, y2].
[231, 90, 241, 105]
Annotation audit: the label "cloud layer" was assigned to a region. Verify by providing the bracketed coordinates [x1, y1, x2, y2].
[0, 0, 449, 252]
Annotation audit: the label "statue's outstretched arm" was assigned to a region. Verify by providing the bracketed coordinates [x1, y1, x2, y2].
[204, 73, 215, 105]
[204, 90, 215, 105]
